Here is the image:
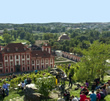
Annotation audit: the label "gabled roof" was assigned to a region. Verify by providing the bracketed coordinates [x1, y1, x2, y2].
[31, 50, 51, 58]
[58, 34, 70, 41]
[2, 43, 29, 53]
[0, 51, 3, 62]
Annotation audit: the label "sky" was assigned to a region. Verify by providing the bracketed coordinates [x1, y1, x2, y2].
[0, 0, 110, 24]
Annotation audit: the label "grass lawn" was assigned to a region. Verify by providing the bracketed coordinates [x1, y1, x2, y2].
[65, 81, 110, 101]
[11, 39, 29, 43]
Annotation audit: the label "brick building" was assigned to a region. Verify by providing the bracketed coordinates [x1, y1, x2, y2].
[0, 43, 54, 74]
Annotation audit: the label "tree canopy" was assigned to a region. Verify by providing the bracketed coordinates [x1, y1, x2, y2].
[76, 41, 110, 82]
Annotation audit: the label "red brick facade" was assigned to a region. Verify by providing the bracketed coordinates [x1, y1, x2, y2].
[0, 43, 54, 74]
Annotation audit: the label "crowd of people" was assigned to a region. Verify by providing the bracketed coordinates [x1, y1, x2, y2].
[57, 78, 110, 101]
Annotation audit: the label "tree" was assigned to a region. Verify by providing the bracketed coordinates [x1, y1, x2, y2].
[76, 41, 110, 82]
[3, 33, 12, 44]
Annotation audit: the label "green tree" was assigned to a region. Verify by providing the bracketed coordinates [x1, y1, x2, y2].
[76, 41, 110, 82]
[3, 33, 12, 44]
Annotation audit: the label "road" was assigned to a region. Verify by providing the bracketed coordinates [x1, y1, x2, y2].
[55, 58, 76, 63]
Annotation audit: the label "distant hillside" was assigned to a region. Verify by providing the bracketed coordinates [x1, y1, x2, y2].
[0, 22, 110, 32]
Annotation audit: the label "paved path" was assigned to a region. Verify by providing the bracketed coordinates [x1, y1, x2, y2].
[55, 59, 76, 63]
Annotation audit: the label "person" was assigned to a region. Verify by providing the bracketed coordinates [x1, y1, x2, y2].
[106, 84, 110, 94]
[81, 85, 89, 95]
[80, 91, 87, 101]
[94, 78, 100, 86]
[0, 86, 5, 98]
[35, 70, 38, 74]
[99, 89, 105, 100]
[66, 91, 70, 101]
[90, 90, 96, 101]
[24, 78, 27, 85]
[72, 95, 79, 101]
[21, 81, 25, 90]
[85, 80, 89, 88]
[2, 82, 10, 96]
[56, 73, 60, 83]
[91, 82, 96, 90]
[63, 90, 67, 101]
[107, 80, 110, 85]
[101, 87, 107, 96]
[69, 73, 72, 88]
[96, 91, 101, 101]
[27, 78, 32, 84]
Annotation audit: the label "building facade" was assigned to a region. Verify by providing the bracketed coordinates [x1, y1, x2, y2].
[62, 51, 80, 62]
[0, 43, 54, 74]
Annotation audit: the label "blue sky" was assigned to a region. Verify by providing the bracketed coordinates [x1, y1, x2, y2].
[0, 0, 110, 23]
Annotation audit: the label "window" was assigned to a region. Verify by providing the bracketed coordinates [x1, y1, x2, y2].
[7, 48, 9, 51]
[32, 61, 34, 64]
[23, 67, 25, 71]
[42, 65, 44, 69]
[5, 56, 7, 60]
[16, 61, 19, 65]
[42, 59, 44, 63]
[0, 69, 2, 73]
[27, 61, 29, 65]
[51, 64, 52, 68]
[16, 55, 18, 59]
[46, 59, 48, 63]
[6, 69, 8, 73]
[0, 63, 2, 67]
[15, 47, 18, 51]
[27, 54, 29, 58]
[28, 67, 29, 70]
[11, 68, 13, 72]
[24, 47, 26, 50]
[51, 59, 53, 62]
[32, 66, 34, 70]
[37, 60, 39, 64]
[10, 62, 13, 66]
[22, 61, 24, 65]
[5, 62, 8, 67]
[37, 65, 39, 70]
[22, 55, 24, 59]
[10, 56, 12, 59]
[46, 64, 48, 68]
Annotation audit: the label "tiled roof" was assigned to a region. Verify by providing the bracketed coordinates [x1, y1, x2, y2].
[0, 51, 3, 62]
[58, 34, 70, 41]
[2, 43, 29, 53]
[31, 50, 51, 58]
[31, 45, 42, 50]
